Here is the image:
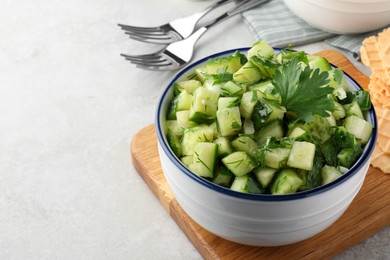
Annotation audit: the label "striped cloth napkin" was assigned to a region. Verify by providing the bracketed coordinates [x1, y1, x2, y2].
[241, 0, 381, 60]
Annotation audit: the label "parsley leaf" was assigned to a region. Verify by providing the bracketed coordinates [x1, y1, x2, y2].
[204, 68, 233, 84]
[272, 58, 334, 122]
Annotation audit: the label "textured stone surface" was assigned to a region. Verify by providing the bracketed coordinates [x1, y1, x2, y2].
[0, 0, 388, 259]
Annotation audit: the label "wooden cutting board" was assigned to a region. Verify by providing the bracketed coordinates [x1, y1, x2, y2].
[131, 50, 390, 259]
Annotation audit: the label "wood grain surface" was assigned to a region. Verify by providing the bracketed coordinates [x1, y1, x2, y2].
[131, 50, 390, 260]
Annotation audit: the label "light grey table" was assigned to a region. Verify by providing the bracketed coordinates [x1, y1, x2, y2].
[1, 0, 389, 259]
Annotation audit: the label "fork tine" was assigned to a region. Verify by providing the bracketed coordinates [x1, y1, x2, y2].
[124, 30, 171, 38]
[118, 23, 163, 33]
[125, 32, 172, 41]
[120, 53, 161, 60]
[121, 55, 164, 64]
[135, 64, 173, 71]
[130, 59, 172, 66]
[121, 27, 166, 36]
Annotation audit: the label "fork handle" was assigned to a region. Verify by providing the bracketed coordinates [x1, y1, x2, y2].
[170, 0, 235, 39]
[205, 0, 270, 29]
[182, 0, 269, 49]
[170, 0, 269, 63]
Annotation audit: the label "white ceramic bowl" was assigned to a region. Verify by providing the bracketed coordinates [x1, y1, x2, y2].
[155, 48, 378, 246]
[283, 0, 390, 34]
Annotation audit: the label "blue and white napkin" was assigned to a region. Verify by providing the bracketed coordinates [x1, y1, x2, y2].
[241, 0, 383, 60]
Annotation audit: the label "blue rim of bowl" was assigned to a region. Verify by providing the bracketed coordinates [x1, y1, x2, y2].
[155, 47, 378, 202]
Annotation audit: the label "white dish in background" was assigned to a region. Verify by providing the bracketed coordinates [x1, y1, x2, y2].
[155, 48, 378, 246]
[283, 0, 390, 34]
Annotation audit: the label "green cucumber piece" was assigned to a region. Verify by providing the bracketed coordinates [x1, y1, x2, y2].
[308, 56, 331, 72]
[206, 55, 242, 74]
[255, 119, 284, 145]
[231, 135, 258, 157]
[287, 141, 316, 171]
[233, 61, 263, 84]
[176, 110, 197, 130]
[344, 99, 364, 119]
[217, 97, 240, 109]
[264, 147, 291, 169]
[189, 87, 219, 124]
[212, 165, 233, 187]
[213, 137, 233, 158]
[175, 79, 202, 94]
[222, 151, 256, 177]
[230, 174, 264, 194]
[221, 81, 245, 96]
[190, 142, 218, 178]
[247, 40, 274, 59]
[251, 94, 285, 131]
[253, 167, 277, 188]
[321, 165, 341, 185]
[240, 90, 261, 119]
[271, 169, 303, 195]
[343, 115, 373, 144]
[216, 106, 242, 136]
[181, 125, 214, 156]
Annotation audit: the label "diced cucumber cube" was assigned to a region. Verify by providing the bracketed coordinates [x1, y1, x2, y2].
[221, 81, 245, 96]
[189, 142, 218, 178]
[175, 79, 202, 94]
[337, 144, 363, 168]
[166, 120, 182, 136]
[309, 56, 331, 72]
[355, 90, 371, 111]
[288, 126, 307, 139]
[195, 66, 207, 83]
[217, 97, 240, 110]
[176, 90, 193, 111]
[213, 137, 233, 158]
[213, 165, 233, 187]
[167, 130, 182, 157]
[321, 165, 341, 185]
[233, 61, 263, 84]
[247, 40, 274, 59]
[253, 167, 277, 188]
[344, 99, 364, 119]
[271, 169, 303, 195]
[230, 174, 264, 194]
[189, 87, 219, 124]
[222, 151, 256, 177]
[240, 90, 261, 119]
[251, 96, 285, 131]
[216, 106, 242, 137]
[167, 95, 179, 120]
[332, 101, 346, 120]
[206, 55, 242, 74]
[343, 115, 373, 144]
[243, 118, 255, 134]
[255, 120, 284, 145]
[181, 155, 193, 167]
[264, 147, 291, 169]
[230, 175, 249, 193]
[176, 110, 197, 130]
[287, 141, 316, 171]
[231, 135, 258, 157]
[248, 80, 275, 94]
[181, 125, 214, 156]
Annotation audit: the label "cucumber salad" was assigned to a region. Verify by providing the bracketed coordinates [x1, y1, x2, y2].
[165, 40, 373, 195]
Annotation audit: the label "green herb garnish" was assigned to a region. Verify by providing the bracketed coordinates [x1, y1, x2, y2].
[272, 58, 334, 122]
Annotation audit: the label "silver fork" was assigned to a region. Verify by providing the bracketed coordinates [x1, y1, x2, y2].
[121, 0, 269, 71]
[118, 0, 233, 44]
[118, 0, 235, 45]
